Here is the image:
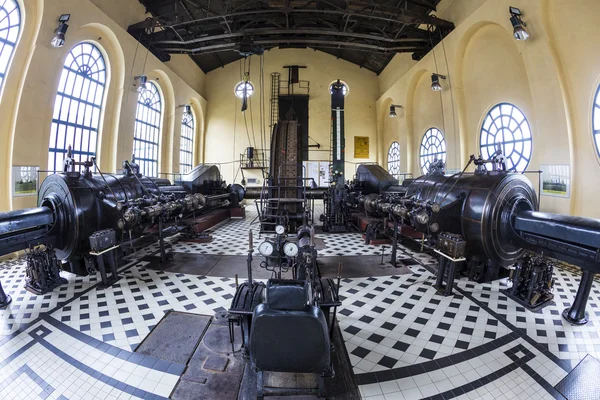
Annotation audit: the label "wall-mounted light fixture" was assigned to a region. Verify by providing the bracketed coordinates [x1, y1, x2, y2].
[134, 75, 148, 93]
[184, 104, 192, 115]
[431, 73, 446, 91]
[510, 6, 529, 41]
[51, 14, 70, 48]
[389, 104, 402, 118]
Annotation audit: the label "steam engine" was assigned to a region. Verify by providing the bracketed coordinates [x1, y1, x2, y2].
[0, 157, 244, 276]
[340, 155, 600, 325]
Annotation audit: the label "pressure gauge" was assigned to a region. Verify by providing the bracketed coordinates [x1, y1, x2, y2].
[258, 241, 274, 256]
[283, 242, 299, 257]
[275, 225, 286, 235]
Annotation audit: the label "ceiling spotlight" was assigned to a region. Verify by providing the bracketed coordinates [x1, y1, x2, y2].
[431, 73, 446, 91]
[509, 6, 529, 41]
[135, 75, 148, 93]
[51, 14, 70, 48]
[389, 104, 402, 118]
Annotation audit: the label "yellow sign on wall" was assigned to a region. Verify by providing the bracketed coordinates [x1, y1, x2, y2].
[354, 136, 369, 158]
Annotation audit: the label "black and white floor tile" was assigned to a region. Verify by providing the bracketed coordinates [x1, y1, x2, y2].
[0, 203, 599, 399]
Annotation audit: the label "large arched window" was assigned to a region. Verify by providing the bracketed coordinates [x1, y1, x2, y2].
[593, 86, 600, 157]
[180, 108, 194, 174]
[133, 81, 162, 177]
[0, 1, 22, 91]
[480, 103, 532, 172]
[419, 128, 446, 174]
[387, 141, 400, 179]
[48, 43, 107, 172]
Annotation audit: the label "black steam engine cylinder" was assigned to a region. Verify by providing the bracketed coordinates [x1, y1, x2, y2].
[402, 171, 538, 267]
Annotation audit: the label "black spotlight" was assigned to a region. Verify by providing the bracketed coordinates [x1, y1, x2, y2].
[51, 14, 70, 48]
[510, 6, 529, 41]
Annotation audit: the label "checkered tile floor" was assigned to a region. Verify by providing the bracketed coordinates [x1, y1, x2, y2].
[1, 206, 600, 399]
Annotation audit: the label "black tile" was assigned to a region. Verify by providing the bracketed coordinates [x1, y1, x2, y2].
[345, 326, 361, 335]
[419, 348, 437, 360]
[368, 333, 385, 344]
[404, 328, 420, 338]
[460, 327, 474, 335]
[430, 334, 444, 344]
[393, 341, 410, 352]
[377, 356, 398, 369]
[381, 322, 396, 331]
[455, 340, 469, 349]
[371, 306, 385, 314]
[352, 346, 370, 358]
[414, 317, 428, 325]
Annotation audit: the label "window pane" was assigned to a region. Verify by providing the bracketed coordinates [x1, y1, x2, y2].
[479, 103, 532, 172]
[0, 1, 21, 93]
[594, 87, 600, 156]
[180, 110, 195, 174]
[133, 81, 162, 177]
[387, 141, 400, 179]
[419, 128, 447, 175]
[48, 42, 106, 172]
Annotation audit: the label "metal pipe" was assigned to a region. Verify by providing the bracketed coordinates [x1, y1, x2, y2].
[0, 207, 54, 236]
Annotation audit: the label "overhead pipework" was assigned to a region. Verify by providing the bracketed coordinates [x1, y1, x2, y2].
[128, 0, 454, 74]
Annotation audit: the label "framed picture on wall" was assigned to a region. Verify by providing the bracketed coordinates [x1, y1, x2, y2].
[12, 166, 40, 197]
[540, 164, 570, 198]
[354, 136, 369, 159]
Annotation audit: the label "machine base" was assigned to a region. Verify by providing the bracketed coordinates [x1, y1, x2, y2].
[502, 289, 554, 312]
[25, 277, 68, 296]
[562, 307, 589, 325]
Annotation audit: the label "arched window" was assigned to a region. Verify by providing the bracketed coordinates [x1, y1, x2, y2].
[593, 86, 600, 157]
[180, 108, 194, 174]
[419, 128, 446, 174]
[329, 80, 349, 96]
[48, 42, 107, 172]
[387, 141, 400, 179]
[480, 103, 532, 172]
[0, 1, 22, 91]
[133, 81, 162, 177]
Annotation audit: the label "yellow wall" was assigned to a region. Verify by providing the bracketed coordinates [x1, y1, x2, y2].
[376, 0, 600, 218]
[202, 48, 380, 184]
[0, 0, 208, 211]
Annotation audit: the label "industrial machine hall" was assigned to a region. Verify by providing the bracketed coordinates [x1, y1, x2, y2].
[2, 1, 600, 400]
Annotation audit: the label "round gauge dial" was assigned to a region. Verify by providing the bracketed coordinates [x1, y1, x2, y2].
[283, 242, 299, 257]
[258, 241, 274, 256]
[275, 225, 286, 235]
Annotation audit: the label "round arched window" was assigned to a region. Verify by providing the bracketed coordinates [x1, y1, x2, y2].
[419, 128, 446, 175]
[480, 103, 532, 172]
[234, 81, 254, 98]
[329, 81, 348, 96]
[387, 142, 400, 179]
[593, 86, 600, 157]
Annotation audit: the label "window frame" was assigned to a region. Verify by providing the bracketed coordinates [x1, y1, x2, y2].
[387, 141, 401, 179]
[593, 85, 600, 159]
[133, 81, 163, 177]
[234, 81, 254, 99]
[0, 0, 22, 93]
[479, 102, 532, 172]
[48, 42, 107, 172]
[329, 80, 349, 96]
[419, 127, 447, 175]
[180, 109, 195, 174]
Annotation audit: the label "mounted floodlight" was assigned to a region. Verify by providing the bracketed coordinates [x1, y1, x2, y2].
[184, 104, 192, 115]
[510, 6, 529, 41]
[135, 75, 148, 93]
[51, 14, 71, 48]
[431, 73, 446, 91]
[389, 104, 402, 118]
